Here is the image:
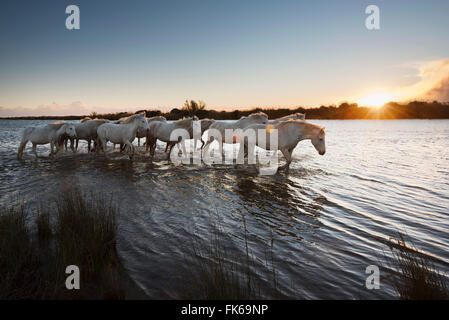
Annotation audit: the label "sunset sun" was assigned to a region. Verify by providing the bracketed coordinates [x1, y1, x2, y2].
[358, 93, 395, 107]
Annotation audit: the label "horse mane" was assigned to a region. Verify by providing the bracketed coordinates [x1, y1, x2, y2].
[80, 117, 92, 123]
[282, 119, 324, 133]
[237, 112, 268, 121]
[174, 117, 194, 127]
[48, 121, 66, 130]
[148, 116, 166, 122]
[248, 111, 268, 118]
[90, 118, 109, 124]
[120, 113, 145, 124]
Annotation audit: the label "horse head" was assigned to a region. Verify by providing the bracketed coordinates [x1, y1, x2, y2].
[64, 123, 77, 138]
[136, 114, 150, 132]
[311, 127, 326, 156]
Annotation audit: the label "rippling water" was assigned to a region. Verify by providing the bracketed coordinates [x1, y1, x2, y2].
[1, 119, 448, 299]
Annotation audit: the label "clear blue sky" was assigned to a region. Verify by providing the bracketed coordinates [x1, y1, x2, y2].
[1, 0, 448, 115]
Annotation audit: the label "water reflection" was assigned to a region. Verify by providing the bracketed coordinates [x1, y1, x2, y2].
[1, 119, 449, 299]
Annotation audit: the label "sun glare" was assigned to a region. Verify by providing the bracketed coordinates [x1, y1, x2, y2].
[357, 93, 395, 107]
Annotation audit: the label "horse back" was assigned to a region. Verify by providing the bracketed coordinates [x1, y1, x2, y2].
[22, 127, 35, 140]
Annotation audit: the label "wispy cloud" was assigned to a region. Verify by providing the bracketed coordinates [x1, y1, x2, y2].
[0, 101, 143, 117]
[397, 59, 449, 101]
[0, 101, 90, 117]
[349, 58, 449, 105]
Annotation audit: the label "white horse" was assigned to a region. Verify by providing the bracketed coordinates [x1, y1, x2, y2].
[146, 116, 198, 157]
[202, 112, 268, 158]
[268, 112, 305, 124]
[96, 113, 149, 159]
[65, 118, 110, 152]
[136, 116, 167, 146]
[164, 118, 215, 152]
[18, 122, 77, 159]
[243, 119, 326, 170]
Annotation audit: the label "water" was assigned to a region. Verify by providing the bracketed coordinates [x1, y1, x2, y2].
[1, 119, 448, 299]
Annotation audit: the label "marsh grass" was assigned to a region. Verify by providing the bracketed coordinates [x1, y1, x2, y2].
[386, 233, 449, 300]
[0, 205, 43, 299]
[0, 185, 133, 299]
[36, 207, 52, 244]
[179, 215, 280, 299]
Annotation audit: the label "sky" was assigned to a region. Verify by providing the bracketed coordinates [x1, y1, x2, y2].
[0, 0, 448, 116]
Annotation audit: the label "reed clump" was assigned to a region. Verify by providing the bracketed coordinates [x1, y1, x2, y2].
[179, 216, 280, 299]
[0, 186, 134, 299]
[386, 233, 449, 300]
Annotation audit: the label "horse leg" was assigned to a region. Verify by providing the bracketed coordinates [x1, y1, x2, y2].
[167, 142, 175, 160]
[138, 138, 140, 147]
[125, 141, 134, 160]
[151, 138, 157, 156]
[220, 140, 225, 160]
[278, 148, 292, 171]
[202, 137, 214, 158]
[32, 143, 38, 159]
[178, 140, 186, 156]
[71, 138, 76, 153]
[101, 139, 110, 159]
[87, 139, 91, 152]
[145, 135, 153, 156]
[96, 138, 101, 154]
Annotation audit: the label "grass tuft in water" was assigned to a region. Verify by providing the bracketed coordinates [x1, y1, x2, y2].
[386, 233, 449, 300]
[179, 215, 281, 299]
[0, 185, 137, 299]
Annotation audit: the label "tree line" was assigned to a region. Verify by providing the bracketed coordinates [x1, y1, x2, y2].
[2, 100, 449, 121]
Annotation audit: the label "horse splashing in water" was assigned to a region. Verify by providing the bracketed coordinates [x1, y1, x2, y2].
[17, 122, 77, 159]
[202, 112, 268, 159]
[64, 118, 110, 152]
[146, 116, 198, 158]
[96, 113, 149, 160]
[243, 119, 326, 171]
[137, 116, 167, 147]
[164, 118, 215, 153]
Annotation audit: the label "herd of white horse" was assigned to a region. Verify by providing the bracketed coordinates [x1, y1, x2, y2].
[17, 111, 326, 170]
